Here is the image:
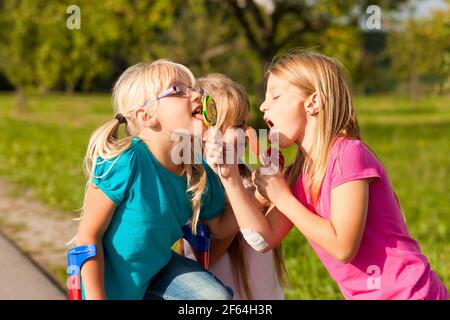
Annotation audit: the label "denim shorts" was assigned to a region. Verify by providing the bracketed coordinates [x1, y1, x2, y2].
[143, 251, 233, 300]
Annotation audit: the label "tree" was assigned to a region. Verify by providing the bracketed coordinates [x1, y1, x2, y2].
[0, 0, 179, 107]
[36, 1, 122, 93]
[151, 0, 261, 91]
[0, 0, 43, 113]
[0, 0, 122, 113]
[387, 8, 450, 100]
[221, 0, 408, 97]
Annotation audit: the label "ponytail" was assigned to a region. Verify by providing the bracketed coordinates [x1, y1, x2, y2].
[84, 117, 132, 179]
[79, 117, 133, 221]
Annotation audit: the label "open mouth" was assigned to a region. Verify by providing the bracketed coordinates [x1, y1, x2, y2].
[265, 118, 274, 129]
[192, 105, 203, 120]
[265, 118, 275, 142]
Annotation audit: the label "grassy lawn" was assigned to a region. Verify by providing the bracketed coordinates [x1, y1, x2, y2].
[0, 93, 448, 299]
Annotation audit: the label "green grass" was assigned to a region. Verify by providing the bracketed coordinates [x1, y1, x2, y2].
[0, 93, 448, 299]
[0, 94, 112, 214]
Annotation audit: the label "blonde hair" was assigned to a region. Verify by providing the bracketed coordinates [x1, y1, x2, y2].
[198, 73, 249, 132]
[269, 50, 360, 204]
[82, 60, 207, 234]
[198, 73, 289, 299]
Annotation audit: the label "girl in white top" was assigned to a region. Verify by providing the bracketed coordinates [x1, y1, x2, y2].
[181, 73, 287, 300]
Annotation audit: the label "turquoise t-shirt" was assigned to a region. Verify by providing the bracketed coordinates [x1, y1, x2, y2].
[92, 137, 225, 300]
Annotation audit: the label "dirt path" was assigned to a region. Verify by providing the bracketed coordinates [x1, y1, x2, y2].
[0, 178, 78, 294]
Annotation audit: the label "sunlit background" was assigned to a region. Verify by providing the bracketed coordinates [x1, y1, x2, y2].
[0, 0, 448, 299]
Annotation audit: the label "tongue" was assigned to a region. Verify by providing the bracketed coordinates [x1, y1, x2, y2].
[193, 113, 203, 121]
[268, 128, 274, 142]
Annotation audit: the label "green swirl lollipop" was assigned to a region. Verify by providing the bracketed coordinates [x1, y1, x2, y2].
[203, 95, 225, 177]
[202, 95, 217, 127]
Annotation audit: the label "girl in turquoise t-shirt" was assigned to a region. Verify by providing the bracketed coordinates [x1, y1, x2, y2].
[75, 60, 237, 300]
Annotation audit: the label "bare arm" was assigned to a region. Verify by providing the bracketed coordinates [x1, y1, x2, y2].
[206, 133, 369, 262]
[218, 166, 369, 263]
[219, 171, 288, 248]
[248, 183, 271, 210]
[254, 167, 370, 263]
[204, 132, 293, 251]
[206, 200, 239, 240]
[208, 183, 269, 262]
[272, 179, 369, 263]
[76, 182, 115, 300]
[209, 234, 237, 265]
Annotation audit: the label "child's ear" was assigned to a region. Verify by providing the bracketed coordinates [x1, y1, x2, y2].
[305, 92, 320, 116]
[135, 108, 159, 128]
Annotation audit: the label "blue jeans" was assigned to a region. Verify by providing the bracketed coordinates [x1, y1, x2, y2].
[143, 251, 233, 300]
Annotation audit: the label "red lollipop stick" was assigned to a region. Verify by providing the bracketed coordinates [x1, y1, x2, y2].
[246, 127, 284, 170]
[246, 127, 259, 157]
[264, 147, 285, 170]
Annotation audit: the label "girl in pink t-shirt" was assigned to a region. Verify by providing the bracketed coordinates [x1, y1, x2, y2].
[204, 50, 449, 300]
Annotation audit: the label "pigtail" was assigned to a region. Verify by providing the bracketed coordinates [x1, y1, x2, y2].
[185, 136, 207, 235]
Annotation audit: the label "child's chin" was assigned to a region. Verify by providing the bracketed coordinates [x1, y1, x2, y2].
[278, 136, 295, 148]
[269, 130, 289, 147]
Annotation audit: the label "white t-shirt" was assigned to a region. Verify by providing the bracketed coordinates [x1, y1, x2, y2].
[183, 239, 285, 300]
[183, 163, 284, 300]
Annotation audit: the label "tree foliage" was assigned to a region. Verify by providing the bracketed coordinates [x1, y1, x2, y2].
[387, 8, 450, 99]
[0, 0, 447, 114]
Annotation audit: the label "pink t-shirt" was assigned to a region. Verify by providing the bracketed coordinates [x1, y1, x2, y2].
[293, 137, 448, 300]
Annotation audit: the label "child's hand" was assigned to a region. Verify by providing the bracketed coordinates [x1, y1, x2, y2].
[204, 130, 239, 179]
[252, 165, 291, 207]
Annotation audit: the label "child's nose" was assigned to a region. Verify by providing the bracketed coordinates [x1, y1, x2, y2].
[190, 91, 202, 102]
[260, 100, 268, 112]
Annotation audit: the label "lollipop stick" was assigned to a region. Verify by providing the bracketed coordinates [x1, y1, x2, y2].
[212, 127, 223, 178]
[203, 95, 223, 178]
